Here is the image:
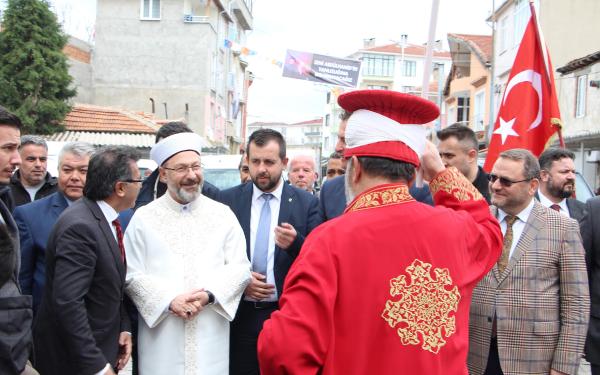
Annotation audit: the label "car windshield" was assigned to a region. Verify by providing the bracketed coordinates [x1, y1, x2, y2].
[203, 169, 241, 190]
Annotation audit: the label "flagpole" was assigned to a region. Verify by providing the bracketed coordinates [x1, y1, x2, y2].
[529, 0, 565, 148]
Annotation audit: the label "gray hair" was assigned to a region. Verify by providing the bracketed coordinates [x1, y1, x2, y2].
[58, 142, 95, 166]
[20, 135, 48, 150]
[498, 148, 540, 180]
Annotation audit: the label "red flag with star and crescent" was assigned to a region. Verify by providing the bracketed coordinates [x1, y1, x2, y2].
[483, 3, 562, 172]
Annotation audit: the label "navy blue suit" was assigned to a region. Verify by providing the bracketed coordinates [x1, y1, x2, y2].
[14, 191, 69, 313]
[319, 175, 434, 221]
[219, 181, 322, 375]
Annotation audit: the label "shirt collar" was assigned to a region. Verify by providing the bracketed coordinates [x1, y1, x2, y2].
[252, 177, 284, 203]
[96, 200, 119, 223]
[537, 190, 567, 211]
[498, 197, 535, 224]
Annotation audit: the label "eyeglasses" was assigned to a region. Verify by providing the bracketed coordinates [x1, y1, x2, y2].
[488, 173, 531, 187]
[163, 164, 202, 174]
[121, 179, 144, 184]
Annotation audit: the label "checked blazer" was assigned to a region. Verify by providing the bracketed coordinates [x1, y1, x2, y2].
[468, 201, 589, 375]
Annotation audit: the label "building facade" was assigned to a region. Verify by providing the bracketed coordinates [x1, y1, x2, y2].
[444, 34, 492, 143]
[92, 0, 253, 152]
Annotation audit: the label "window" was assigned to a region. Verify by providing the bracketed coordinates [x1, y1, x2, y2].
[513, 0, 530, 46]
[141, 0, 160, 19]
[498, 15, 510, 53]
[457, 96, 470, 123]
[362, 54, 394, 77]
[473, 91, 485, 131]
[402, 86, 415, 93]
[402, 60, 416, 77]
[325, 114, 330, 127]
[367, 85, 388, 90]
[576, 75, 587, 118]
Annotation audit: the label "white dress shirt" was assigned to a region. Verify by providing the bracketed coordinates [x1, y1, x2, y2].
[249, 179, 284, 301]
[96, 200, 119, 241]
[537, 190, 570, 217]
[497, 198, 535, 259]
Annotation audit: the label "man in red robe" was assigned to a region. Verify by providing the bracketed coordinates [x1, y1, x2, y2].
[257, 90, 503, 375]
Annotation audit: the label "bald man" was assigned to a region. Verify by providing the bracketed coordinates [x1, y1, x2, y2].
[288, 155, 317, 193]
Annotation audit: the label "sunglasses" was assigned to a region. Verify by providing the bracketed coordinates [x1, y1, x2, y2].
[488, 173, 532, 187]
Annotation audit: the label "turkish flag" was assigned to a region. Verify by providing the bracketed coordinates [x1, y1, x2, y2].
[483, 5, 562, 172]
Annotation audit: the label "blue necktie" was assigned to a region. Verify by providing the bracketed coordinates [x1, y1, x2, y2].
[252, 193, 273, 275]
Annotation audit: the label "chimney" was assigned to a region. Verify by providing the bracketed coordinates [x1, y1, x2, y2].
[363, 38, 375, 48]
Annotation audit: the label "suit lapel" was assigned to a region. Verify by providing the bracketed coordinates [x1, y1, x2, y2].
[278, 184, 294, 228]
[240, 183, 253, 259]
[84, 198, 126, 281]
[51, 192, 69, 219]
[567, 199, 584, 222]
[497, 201, 545, 285]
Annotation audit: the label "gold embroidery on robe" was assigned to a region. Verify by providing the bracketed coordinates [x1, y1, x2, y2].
[345, 184, 414, 213]
[381, 259, 461, 354]
[429, 166, 484, 202]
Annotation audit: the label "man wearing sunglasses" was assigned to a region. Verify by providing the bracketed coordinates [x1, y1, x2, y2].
[537, 148, 586, 222]
[468, 148, 589, 375]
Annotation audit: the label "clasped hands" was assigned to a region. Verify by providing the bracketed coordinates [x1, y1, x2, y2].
[169, 289, 209, 320]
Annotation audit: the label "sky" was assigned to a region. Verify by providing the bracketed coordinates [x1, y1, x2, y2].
[3, 0, 495, 123]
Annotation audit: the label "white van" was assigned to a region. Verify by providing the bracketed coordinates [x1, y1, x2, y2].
[202, 154, 243, 190]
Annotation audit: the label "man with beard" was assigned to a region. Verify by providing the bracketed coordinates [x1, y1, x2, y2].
[468, 149, 589, 375]
[537, 148, 586, 222]
[124, 132, 251, 374]
[257, 90, 502, 374]
[219, 128, 322, 375]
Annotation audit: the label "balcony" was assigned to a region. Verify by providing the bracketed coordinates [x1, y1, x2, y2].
[305, 131, 322, 137]
[230, 0, 253, 30]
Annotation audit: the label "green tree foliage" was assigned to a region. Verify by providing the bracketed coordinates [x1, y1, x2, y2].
[0, 0, 75, 134]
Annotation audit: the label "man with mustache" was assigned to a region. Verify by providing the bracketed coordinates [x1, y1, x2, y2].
[124, 132, 251, 374]
[537, 148, 586, 222]
[14, 142, 94, 314]
[219, 128, 322, 375]
[10, 136, 57, 207]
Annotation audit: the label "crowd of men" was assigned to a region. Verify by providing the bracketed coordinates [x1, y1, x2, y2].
[0, 87, 597, 375]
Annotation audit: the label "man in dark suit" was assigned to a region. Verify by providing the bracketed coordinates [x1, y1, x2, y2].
[0, 106, 37, 375]
[437, 123, 491, 203]
[537, 148, 586, 222]
[220, 129, 322, 375]
[581, 197, 600, 374]
[319, 111, 432, 221]
[14, 142, 94, 314]
[33, 146, 141, 375]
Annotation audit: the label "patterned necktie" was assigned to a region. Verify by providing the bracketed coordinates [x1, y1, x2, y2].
[112, 219, 126, 264]
[497, 215, 518, 273]
[252, 193, 273, 275]
[550, 204, 561, 212]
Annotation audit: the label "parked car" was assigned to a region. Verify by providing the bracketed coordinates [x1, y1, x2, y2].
[575, 171, 594, 203]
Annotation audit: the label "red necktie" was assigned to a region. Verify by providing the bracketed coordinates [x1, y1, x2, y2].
[112, 219, 126, 263]
[550, 204, 561, 212]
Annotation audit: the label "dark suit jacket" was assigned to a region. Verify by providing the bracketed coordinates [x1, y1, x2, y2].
[14, 192, 69, 313]
[581, 197, 600, 364]
[534, 192, 587, 223]
[219, 182, 322, 294]
[318, 175, 434, 221]
[33, 198, 130, 375]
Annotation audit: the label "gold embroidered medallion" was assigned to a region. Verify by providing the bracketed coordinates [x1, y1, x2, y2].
[381, 259, 461, 354]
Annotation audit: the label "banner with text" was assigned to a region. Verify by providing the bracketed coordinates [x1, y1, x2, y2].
[282, 49, 361, 88]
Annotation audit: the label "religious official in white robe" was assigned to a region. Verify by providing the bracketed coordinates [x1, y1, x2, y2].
[124, 132, 251, 375]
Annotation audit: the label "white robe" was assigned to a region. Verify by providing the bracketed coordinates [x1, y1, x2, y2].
[124, 193, 251, 375]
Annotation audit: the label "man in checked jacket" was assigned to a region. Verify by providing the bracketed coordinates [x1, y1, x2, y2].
[468, 148, 589, 375]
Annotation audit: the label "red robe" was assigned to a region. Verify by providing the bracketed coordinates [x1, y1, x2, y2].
[258, 167, 502, 375]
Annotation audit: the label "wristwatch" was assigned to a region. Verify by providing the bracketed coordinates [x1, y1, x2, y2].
[206, 290, 215, 305]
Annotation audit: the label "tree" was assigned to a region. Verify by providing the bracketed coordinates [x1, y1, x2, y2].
[0, 0, 75, 134]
